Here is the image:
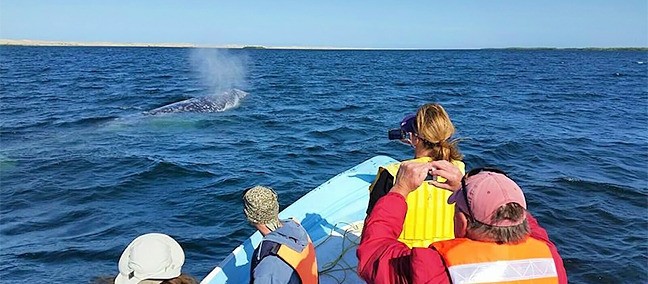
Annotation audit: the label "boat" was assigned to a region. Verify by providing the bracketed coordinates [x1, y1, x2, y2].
[200, 155, 398, 284]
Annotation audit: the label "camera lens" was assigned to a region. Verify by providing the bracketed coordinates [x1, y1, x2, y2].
[388, 129, 404, 140]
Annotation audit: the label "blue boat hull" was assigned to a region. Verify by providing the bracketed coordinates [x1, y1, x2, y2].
[201, 155, 398, 284]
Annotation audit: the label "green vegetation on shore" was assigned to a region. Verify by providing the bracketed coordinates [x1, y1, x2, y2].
[485, 47, 648, 51]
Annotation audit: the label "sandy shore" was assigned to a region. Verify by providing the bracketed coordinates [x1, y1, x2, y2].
[2, 39, 645, 51]
[0, 39, 199, 48]
[0, 39, 345, 49]
[0, 39, 431, 50]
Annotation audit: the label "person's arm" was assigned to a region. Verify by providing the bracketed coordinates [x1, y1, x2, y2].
[527, 212, 568, 284]
[358, 161, 446, 284]
[357, 192, 413, 283]
[366, 169, 394, 215]
[411, 248, 451, 284]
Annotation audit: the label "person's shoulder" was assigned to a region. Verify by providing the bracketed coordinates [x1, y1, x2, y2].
[411, 157, 432, 163]
[450, 160, 465, 173]
[266, 220, 309, 244]
[381, 161, 403, 172]
[279, 219, 309, 237]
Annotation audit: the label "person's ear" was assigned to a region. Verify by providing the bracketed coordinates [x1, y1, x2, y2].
[410, 133, 419, 146]
[453, 210, 468, 238]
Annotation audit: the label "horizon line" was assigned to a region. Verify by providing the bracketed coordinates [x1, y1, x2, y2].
[1, 39, 646, 51]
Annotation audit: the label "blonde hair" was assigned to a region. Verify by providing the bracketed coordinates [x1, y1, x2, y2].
[414, 103, 463, 161]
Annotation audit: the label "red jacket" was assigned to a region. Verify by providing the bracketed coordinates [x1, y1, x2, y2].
[357, 192, 568, 284]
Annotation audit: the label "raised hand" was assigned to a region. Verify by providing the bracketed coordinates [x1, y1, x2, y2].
[390, 161, 436, 197]
[428, 160, 463, 192]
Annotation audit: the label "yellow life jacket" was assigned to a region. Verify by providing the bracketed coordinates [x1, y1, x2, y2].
[378, 157, 465, 248]
[432, 237, 559, 283]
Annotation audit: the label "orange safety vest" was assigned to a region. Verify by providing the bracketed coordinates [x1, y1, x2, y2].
[270, 240, 319, 284]
[432, 237, 559, 283]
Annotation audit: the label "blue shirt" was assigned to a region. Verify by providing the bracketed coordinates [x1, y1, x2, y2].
[250, 220, 311, 284]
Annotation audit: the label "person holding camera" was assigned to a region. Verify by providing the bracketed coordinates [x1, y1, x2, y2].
[366, 103, 465, 248]
[357, 160, 567, 283]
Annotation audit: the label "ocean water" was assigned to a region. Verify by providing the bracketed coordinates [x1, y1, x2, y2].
[0, 46, 646, 283]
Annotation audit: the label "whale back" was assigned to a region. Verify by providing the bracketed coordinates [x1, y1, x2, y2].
[147, 89, 248, 115]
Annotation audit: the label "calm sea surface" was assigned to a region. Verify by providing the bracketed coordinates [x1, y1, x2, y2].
[1, 46, 646, 283]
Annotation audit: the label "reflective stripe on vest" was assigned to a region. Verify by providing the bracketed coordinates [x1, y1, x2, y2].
[381, 157, 465, 248]
[433, 238, 559, 284]
[274, 241, 318, 284]
[447, 258, 557, 283]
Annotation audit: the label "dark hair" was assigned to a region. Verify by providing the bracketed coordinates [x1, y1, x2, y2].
[90, 274, 197, 284]
[91, 276, 114, 284]
[162, 274, 198, 284]
[467, 202, 530, 244]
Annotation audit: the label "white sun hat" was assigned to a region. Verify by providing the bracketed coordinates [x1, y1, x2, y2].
[115, 233, 185, 284]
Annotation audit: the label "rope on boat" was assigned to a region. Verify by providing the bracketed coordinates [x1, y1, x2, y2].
[315, 222, 363, 283]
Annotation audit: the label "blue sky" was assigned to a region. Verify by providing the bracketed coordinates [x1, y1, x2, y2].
[1, 0, 646, 48]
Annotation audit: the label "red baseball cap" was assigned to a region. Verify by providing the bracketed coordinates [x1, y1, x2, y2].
[448, 171, 527, 226]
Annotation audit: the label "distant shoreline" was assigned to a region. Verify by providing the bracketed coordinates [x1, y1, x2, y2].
[1, 39, 646, 51]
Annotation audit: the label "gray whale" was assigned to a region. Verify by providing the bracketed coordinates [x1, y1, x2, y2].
[147, 89, 248, 114]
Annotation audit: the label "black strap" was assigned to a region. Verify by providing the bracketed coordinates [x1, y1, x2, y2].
[366, 170, 395, 215]
[250, 240, 282, 283]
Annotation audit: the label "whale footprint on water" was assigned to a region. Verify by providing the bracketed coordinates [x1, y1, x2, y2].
[146, 88, 248, 115]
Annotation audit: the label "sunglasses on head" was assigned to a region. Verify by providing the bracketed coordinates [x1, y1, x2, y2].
[459, 167, 509, 220]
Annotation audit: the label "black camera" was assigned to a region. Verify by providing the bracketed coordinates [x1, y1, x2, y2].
[388, 129, 406, 140]
[389, 113, 416, 141]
